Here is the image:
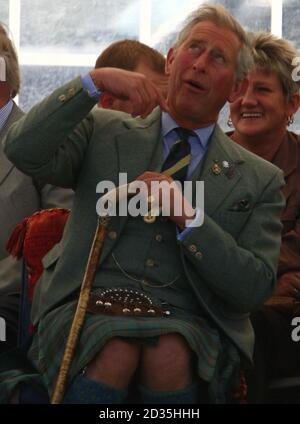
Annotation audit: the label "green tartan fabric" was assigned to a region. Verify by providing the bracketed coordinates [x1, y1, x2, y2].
[0, 287, 241, 404]
[31, 292, 220, 393]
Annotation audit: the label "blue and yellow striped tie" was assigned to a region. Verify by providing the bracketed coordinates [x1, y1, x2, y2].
[162, 128, 193, 182]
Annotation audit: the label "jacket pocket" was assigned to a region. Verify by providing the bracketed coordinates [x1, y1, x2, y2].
[214, 209, 252, 238]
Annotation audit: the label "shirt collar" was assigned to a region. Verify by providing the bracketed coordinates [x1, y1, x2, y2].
[0, 99, 13, 131]
[161, 111, 215, 148]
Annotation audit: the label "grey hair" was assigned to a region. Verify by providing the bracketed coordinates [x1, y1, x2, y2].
[249, 31, 300, 100]
[0, 23, 20, 97]
[174, 3, 253, 81]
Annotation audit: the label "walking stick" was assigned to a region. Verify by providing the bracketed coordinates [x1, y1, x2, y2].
[51, 183, 134, 404]
[51, 215, 110, 404]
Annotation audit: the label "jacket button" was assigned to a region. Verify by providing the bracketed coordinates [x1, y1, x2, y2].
[155, 234, 163, 242]
[146, 258, 155, 267]
[68, 88, 75, 97]
[108, 231, 117, 240]
[58, 94, 66, 102]
[195, 251, 203, 260]
[188, 244, 197, 253]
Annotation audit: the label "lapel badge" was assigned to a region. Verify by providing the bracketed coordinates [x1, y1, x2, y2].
[211, 161, 222, 175]
[222, 161, 230, 169]
[224, 160, 244, 180]
[225, 166, 235, 179]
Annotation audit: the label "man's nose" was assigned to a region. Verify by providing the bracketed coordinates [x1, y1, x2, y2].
[192, 52, 209, 73]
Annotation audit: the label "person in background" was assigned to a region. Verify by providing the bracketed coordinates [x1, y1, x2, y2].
[228, 31, 300, 403]
[1, 5, 284, 404]
[95, 39, 168, 111]
[0, 23, 74, 355]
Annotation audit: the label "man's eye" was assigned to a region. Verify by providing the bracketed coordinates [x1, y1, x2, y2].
[212, 52, 225, 63]
[188, 44, 201, 54]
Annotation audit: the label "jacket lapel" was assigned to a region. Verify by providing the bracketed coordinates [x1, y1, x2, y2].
[197, 125, 244, 216]
[0, 103, 24, 185]
[115, 107, 163, 181]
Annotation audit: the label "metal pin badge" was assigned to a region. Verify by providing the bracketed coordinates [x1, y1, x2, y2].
[211, 163, 222, 175]
[143, 213, 157, 224]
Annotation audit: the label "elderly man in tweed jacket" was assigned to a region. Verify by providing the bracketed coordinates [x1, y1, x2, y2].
[2, 5, 284, 404]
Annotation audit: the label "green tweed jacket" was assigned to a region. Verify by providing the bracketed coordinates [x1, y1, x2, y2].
[4, 77, 285, 360]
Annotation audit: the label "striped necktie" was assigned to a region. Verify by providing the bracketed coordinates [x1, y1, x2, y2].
[162, 128, 193, 182]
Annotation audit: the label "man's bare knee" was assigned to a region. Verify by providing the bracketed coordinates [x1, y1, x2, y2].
[144, 333, 193, 363]
[140, 333, 194, 390]
[85, 337, 141, 388]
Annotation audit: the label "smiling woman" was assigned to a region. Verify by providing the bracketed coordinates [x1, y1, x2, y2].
[229, 68, 299, 158]
[229, 32, 300, 159]
[228, 31, 300, 403]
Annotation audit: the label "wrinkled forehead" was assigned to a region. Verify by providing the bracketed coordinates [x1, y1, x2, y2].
[177, 20, 241, 60]
[189, 21, 240, 52]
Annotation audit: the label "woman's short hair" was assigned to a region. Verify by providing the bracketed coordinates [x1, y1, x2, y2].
[249, 31, 300, 100]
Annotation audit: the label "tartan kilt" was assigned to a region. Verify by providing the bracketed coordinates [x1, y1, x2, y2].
[0, 288, 242, 403]
[29, 293, 221, 393]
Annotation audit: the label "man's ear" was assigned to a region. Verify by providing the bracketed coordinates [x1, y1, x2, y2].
[228, 78, 249, 103]
[165, 48, 175, 76]
[99, 92, 115, 109]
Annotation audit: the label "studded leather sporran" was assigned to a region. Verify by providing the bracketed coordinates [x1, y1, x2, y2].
[87, 288, 171, 317]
